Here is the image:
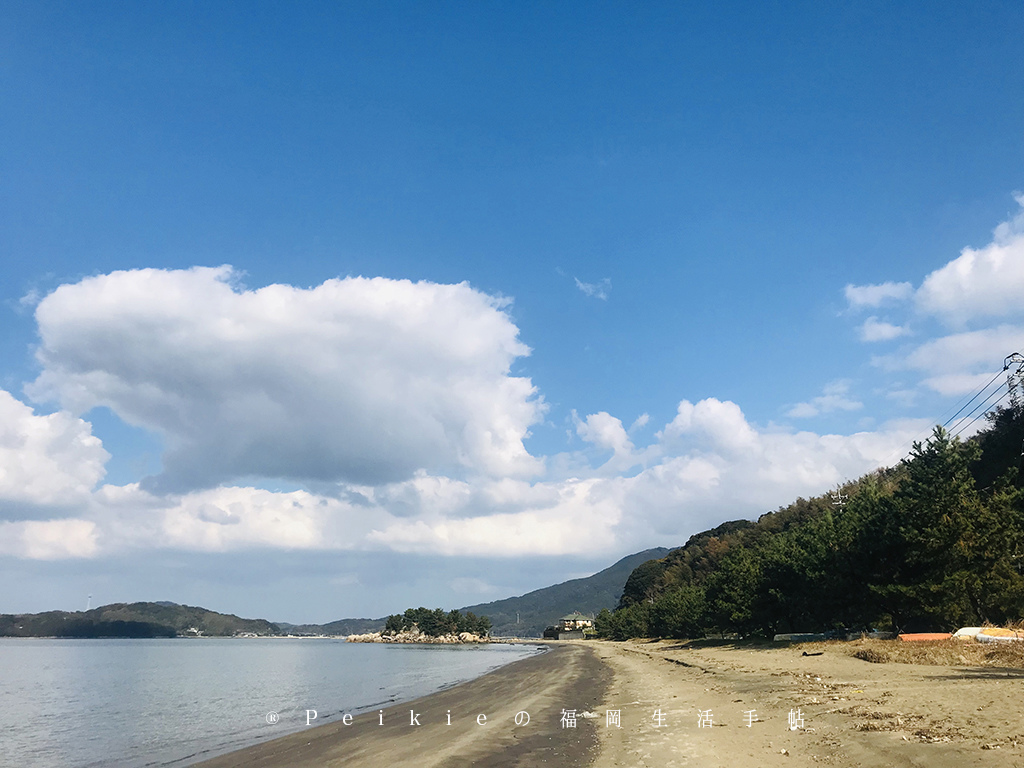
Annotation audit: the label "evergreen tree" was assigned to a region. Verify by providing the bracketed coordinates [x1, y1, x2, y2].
[649, 586, 706, 638]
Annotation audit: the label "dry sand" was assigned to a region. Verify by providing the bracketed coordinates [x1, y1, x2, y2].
[193, 639, 1023, 767]
[592, 639, 1024, 768]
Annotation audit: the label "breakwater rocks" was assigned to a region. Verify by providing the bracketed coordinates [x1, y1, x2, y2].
[347, 629, 489, 644]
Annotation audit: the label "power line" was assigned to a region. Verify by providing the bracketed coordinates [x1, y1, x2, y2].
[946, 379, 1010, 436]
[949, 388, 1011, 441]
[820, 354, 1021, 504]
[939, 370, 1005, 430]
[874, 368, 1004, 470]
[875, 354, 1023, 472]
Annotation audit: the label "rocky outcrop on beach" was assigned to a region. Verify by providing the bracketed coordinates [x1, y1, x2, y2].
[347, 628, 488, 644]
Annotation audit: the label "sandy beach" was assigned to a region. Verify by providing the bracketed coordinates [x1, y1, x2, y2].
[592, 639, 1024, 768]
[194, 639, 1023, 767]
[192, 643, 610, 768]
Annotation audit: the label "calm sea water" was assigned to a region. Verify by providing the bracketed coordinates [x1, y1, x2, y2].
[0, 638, 542, 768]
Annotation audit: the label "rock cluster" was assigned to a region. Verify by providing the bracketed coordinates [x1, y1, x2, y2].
[346, 628, 488, 644]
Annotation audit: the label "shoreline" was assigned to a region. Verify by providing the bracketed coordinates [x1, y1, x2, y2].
[183, 636, 1024, 767]
[191, 642, 610, 768]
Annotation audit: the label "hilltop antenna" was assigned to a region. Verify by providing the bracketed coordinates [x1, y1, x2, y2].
[828, 486, 848, 509]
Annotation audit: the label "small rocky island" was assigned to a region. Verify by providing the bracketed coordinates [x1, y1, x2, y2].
[347, 628, 488, 643]
[348, 606, 491, 644]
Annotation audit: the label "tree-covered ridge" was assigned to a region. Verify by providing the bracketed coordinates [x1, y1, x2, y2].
[384, 607, 491, 637]
[599, 405, 1024, 640]
[0, 602, 280, 638]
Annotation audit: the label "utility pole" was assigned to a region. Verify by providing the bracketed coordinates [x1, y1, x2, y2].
[1005, 353, 1024, 413]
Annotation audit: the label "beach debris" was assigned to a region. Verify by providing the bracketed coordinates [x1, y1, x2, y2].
[773, 633, 827, 642]
[976, 627, 1024, 643]
[897, 633, 952, 642]
[952, 627, 983, 639]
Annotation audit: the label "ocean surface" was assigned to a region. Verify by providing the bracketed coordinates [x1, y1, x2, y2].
[0, 638, 543, 768]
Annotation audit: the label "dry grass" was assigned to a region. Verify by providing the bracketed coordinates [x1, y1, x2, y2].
[851, 647, 889, 664]
[800, 638, 1024, 667]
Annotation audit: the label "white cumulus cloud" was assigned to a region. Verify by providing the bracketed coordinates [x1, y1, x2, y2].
[917, 195, 1024, 325]
[786, 380, 864, 419]
[28, 267, 545, 492]
[0, 519, 98, 559]
[621, 400, 925, 539]
[366, 477, 623, 556]
[658, 398, 758, 452]
[0, 395, 929, 561]
[0, 390, 109, 513]
[903, 325, 1024, 395]
[845, 196, 1024, 403]
[844, 281, 913, 309]
[574, 410, 637, 469]
[859, 316, 909, 342]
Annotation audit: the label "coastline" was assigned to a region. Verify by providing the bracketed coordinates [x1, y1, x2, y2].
[184, 636, 1024, 767]
[191, 642, 610, 768]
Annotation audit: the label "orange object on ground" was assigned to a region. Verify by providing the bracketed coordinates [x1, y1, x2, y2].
[976, 628, 1024, 642]
[898, 633, 952, 642]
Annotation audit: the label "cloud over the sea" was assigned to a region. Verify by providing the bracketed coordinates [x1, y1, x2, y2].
[0, 256, 988, 563]
[29, 267, 545, 492]
[0, 390, 108, 513]
[1, 384, 920, 561]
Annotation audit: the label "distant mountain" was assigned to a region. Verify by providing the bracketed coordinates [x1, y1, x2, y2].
[460, 548, 671, 637]
[0, 602, 279, 638]
[4, 549, 671, 639]
[275, 618, 386, 636]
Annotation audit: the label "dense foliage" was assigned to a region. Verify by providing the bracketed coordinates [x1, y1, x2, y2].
[384, 607, 492, 637]
[599, 406, 1024, 640]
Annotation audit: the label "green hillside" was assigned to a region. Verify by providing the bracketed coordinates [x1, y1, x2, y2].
[0, 602, 280, 638]
[460, 547, 670, 636]
[603, 406, 1024, 640]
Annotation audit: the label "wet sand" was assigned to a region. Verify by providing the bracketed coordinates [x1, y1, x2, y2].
[192, 643, 611, 768]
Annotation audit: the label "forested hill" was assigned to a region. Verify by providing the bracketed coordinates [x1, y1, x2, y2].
[602, 405, 1024, 640]
[460, 547, 670, 637]
[0, 602, 280, 638]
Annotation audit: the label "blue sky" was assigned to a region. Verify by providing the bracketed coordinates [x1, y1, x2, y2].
[2, 2, 1023, 623]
